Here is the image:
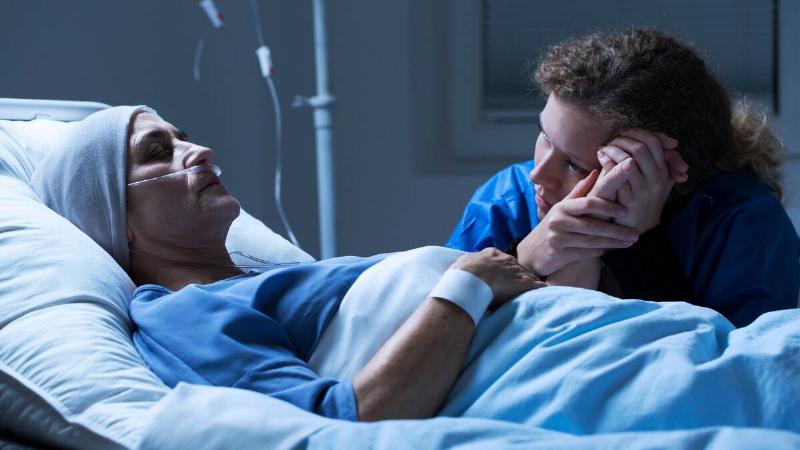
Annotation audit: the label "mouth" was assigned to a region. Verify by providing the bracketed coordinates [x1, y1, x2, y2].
[534, 190, 554, 212]
[197, 173, 223, 193]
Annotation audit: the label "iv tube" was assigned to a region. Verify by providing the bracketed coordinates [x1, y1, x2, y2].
[250, 0, 301, 248]
[191, 0, 301, 249]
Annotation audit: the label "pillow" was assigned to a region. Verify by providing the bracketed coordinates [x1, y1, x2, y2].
[0, 117, 314, 265]
[0, 175, 168, 448]
[0, 334, 152, 450]
[0, 119, 74, 184]
[227, 209, 314, 265]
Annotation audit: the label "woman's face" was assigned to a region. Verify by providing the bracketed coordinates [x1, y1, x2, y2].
[530, 94, 611, 219]
[125, 112, 240, 249]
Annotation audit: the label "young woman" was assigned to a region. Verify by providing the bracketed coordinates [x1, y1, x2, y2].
[448, 29, 799, 327]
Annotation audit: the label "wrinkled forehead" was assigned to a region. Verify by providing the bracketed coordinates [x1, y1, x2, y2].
[128, 112, 179, 149]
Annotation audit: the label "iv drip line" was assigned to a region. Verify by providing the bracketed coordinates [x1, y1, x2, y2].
[193, 36, 205, 81]
[193, 0, 301, 249]
[249, 0, 300, 248]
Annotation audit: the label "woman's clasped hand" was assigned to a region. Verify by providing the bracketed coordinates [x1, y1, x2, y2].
[517, 128, 688, 278]
[595, 129, 688, 234]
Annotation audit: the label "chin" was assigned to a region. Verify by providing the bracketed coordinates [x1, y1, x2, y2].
[200, 192, 241, 222]
[219, 195, 241, 221]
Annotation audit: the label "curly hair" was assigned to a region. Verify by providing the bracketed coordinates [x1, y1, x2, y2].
[534, 28, 784, 199]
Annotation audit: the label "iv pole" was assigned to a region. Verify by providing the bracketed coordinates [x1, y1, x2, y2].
[295, 0, 336, 259]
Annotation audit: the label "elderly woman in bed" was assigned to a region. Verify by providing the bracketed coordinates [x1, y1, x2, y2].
[30, 105, 632, 423]
[34, 107, 516, 421]
[28, 95, 658, 422]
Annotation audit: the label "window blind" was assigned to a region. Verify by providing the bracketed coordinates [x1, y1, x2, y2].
[482, 0, 777, 118]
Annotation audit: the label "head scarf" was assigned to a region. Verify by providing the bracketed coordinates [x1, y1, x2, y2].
[31, 105, 156, 271]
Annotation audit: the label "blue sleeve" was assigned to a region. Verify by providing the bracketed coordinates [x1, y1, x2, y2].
[669, 184, 800, 327]
[131, 286, 359, 421]
[693, 208, 798, 327]
[446, 161, 539, 252]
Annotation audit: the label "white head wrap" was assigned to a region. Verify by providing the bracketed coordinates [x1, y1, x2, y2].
[31, 105, 156, 272]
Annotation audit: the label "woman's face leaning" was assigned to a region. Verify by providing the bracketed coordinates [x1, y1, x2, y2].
[529, 94, 610, 220]
[125, 112, 240, 248]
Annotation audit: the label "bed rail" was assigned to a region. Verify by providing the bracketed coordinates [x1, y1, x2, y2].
[0, 98, 109, 121]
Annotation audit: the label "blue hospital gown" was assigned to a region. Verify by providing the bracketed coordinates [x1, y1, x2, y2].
[130, 254, 387, 420]
[447, 161, 800, 327]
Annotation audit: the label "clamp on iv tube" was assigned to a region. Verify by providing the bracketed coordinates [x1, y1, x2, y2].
[193, 0, 301, 249]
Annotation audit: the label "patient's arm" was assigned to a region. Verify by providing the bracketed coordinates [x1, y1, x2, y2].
[353, 248, 544, 421]
[352, 295, 473, 421]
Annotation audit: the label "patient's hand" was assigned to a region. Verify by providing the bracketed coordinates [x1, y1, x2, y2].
[451, 248, 546, 309]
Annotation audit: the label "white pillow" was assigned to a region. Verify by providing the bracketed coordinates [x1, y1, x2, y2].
[0, 119, 74, 183]
[0, 117, 314, 265]
[227, 209, 314, 265]
[0, 361, 127, 450]
[0, 175, 168, 448]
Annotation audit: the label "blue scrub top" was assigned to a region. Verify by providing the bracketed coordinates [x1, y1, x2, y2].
[131, 254, 387, 421]
[447, 161, 800, 327]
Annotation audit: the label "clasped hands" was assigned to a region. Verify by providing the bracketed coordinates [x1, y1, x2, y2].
[517, 129, 689, 279]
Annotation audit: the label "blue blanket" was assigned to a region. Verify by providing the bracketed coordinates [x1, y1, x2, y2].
[312, 248, 799, 434]
[142, 247, 800, 449]
[142, 285, 800, 449]
[143, 383, 800, 449]
[439, 286, 799, 433]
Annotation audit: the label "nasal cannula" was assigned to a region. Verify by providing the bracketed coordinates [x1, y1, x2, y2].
[126, 164, 222, 188]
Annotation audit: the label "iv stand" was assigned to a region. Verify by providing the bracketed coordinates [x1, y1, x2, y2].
[294, 0, 336, 259]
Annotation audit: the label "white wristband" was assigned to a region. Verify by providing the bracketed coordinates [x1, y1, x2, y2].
[428, 269, 493, 326]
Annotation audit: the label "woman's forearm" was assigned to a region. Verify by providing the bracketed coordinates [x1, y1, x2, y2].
[546, 257, 602, 290]
[352, 297, 475, 421]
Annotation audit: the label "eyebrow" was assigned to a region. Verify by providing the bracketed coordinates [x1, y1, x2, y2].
[135, 127, 189, 145]
[537, 113, 594, 172]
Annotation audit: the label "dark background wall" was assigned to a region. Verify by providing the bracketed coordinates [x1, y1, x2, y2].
[2, 1, 798, 258]
[0, 0, 503, 258]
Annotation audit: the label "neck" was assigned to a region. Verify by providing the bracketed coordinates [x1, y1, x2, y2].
[129, 242, 246, 291]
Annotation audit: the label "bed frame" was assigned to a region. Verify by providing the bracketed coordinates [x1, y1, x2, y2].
[0, 98, 108, 121]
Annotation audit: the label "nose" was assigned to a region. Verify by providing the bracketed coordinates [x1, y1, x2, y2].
[182, 144, 214, 169]
[529, 147, 559, 190]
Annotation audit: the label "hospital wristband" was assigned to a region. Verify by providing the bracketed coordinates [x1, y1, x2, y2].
[428, 269, 493, 326]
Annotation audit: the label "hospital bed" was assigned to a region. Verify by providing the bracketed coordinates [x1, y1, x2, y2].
[1, 98, 799, 450]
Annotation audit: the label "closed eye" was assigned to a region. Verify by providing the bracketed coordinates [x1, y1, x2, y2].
[148, 143, 173, 160]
